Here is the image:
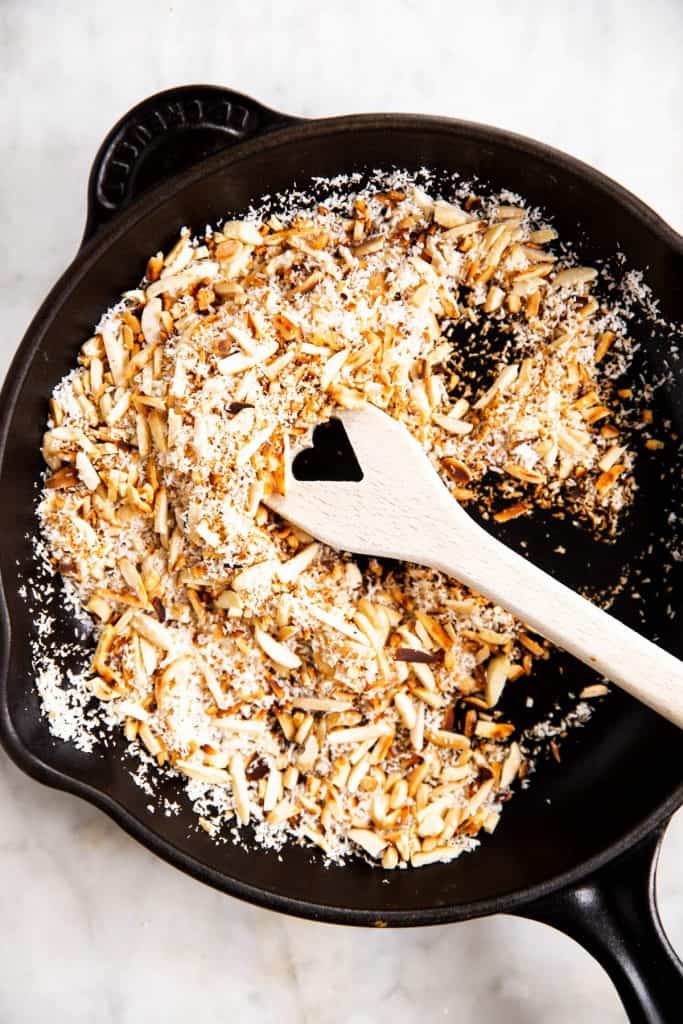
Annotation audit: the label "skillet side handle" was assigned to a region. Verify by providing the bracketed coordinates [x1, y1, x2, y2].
[83, 85, 302, 242]
[516, 824, 683, 1024]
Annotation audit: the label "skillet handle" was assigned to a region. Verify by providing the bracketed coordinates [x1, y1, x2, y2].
[83, 85, 301, 242]
[516, 823, 683, 1023]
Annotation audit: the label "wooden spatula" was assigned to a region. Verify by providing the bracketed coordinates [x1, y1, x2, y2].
[265, 404, 683, 728]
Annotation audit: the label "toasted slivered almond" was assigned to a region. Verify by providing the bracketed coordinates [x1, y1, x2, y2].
[100, 321, 127, 385]
[475, 720, 515, 739]
[494, 501, 529, 523]
[215, 717, 267, 736]
[118, 557, 147, 605]
[148, 410, 167, 452]
[580, 683, 609, 699]
[222, 220, 263, 245]
[483, 285, 505, 313]
[277, 542, 320, 583]
[255, 627, 301, 670]
[518, 634, 545, 657]
[320, 347, 349, 389]
[414, 611, 453, 650]
[500, 742, 522, 789]
[504, 461, 545, 485]
[229, 753, 251, 824]
[176, 760, 230, 785]
[432, 411, 473, 435]
[425, 728, 470, 750]
[553, 266, 598, 288]
[236, 425, 274, 467]
[353, 236, 384, 257]
[417, 812, 446, 838]
[138, 723, 163, 758]
[433, 200, 469, 228]
[442, 221, 480, 239]
[46, 465, 79, 490]
[263, 768, 282, 812]
[596, 463, 625, 493]
[328, 723, 392, 745]
[218, 340, 278, 376]
[266, 798, 298, 825]
[215, 589, 243, 616]
[135, 411, 151, 457]
[394, 690, 417, 730]
[411, 846, 462, 867]
[485, 654, 510, 708]
[468, 778, 495, 815]
[264, 350, 296, 380]
[233, 560, 279, 592]
[291, 697, 353, 712]
[558, 428, 589, 456]
[153, 486, 168, 539]
[141, 296, 164, 344]
[405, 699, 423, 752]
[474, 363, 519, 409]
[75, 450, 100, 491]
[308, 604, 367, 643]
[348, 828, 388, 858]
[595, 330, 617, 363]
[529, 227, 558, 244]
[146, 261, 218, 298]
[598, 446, 625, 473]
[133, 613, 174, 650]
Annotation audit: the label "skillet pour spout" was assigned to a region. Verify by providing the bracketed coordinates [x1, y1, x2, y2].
[0, 85, 682, 1024]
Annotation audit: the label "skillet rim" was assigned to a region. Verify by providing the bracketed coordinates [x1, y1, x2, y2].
[1, 110, 682, 925]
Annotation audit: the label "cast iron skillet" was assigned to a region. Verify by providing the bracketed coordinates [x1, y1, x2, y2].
[1, 86, 682, 1023]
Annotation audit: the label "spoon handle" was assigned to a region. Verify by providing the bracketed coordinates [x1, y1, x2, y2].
[425, 511, 683, 728]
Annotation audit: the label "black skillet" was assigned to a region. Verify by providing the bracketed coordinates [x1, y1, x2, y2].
[1, 86, 682, 1023]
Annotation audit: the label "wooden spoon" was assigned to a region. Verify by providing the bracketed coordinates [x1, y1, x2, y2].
[265, 404, 683, 727]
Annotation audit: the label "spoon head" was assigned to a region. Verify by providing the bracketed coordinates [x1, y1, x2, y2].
[264, 404, 461, 560]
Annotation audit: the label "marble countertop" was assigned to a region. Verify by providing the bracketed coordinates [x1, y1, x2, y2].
[1, 2, 682, 1021]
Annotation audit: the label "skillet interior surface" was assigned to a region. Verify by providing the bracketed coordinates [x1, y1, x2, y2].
[1, 116, 682, 924]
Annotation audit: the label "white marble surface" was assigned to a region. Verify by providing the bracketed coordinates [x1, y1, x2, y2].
[1, 2, 682, 1021]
